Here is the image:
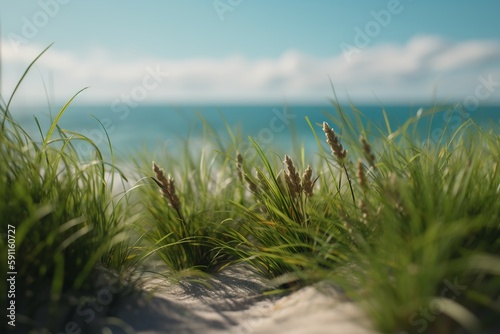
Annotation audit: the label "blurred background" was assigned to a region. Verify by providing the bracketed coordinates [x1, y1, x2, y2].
[1, 0, 499, 156]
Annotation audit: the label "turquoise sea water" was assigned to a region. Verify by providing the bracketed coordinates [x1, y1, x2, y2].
[13, 104, 500, 159]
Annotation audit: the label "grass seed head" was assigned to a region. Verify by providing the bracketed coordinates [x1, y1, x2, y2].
[236, 152, 244, 182]
[166, 175, 181, 212]
[244, 173, 258, 193]
[152, 161, 169, 197]
[284, 155, 302, 197]
[322, 122, 347, 160]
[360, 135, 376, 168]
[302, 165, 314, 197]
[152, 161, 182, 212]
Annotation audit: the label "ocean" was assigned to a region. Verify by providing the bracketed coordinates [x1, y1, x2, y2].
[12, 103, 500, 160]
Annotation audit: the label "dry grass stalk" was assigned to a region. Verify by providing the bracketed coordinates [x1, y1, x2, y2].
[152, 161, 182, 213]
[284, 155, 302, 197]
[236, 152, 244, 182]
[360, 136, 376, 168]
[302, 165, 314, 197]
[322, 122, 347, 160]
[244, 173, 258, 193]
[323, 121, 356, 205]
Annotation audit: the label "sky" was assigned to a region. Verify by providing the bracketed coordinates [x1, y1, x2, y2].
[1, 0, 500, 106]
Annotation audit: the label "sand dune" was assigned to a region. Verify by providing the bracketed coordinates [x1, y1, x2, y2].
[102, 265, 375, 334]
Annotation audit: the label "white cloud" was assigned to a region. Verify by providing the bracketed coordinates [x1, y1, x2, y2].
[1, 35, 500, 107]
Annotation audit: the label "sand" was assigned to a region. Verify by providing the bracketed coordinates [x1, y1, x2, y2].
[12, 264, 375, 333]
[101, 265, 375, 334]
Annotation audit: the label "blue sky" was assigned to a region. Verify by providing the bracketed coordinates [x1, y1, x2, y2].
[1, 0, 500, 105]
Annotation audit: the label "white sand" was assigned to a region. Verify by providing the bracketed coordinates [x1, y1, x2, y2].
[105, 265, 376, 334]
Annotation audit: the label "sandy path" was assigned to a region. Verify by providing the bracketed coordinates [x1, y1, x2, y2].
[103, 265, 375, 334]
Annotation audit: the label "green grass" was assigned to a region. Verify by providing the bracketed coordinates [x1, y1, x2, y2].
[130, 131, 241, 277]
[225, 105, 500, 333]
[2, 49, 499, 333]
[339, 118, 500, 333]
[0, 48, 138, 331]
